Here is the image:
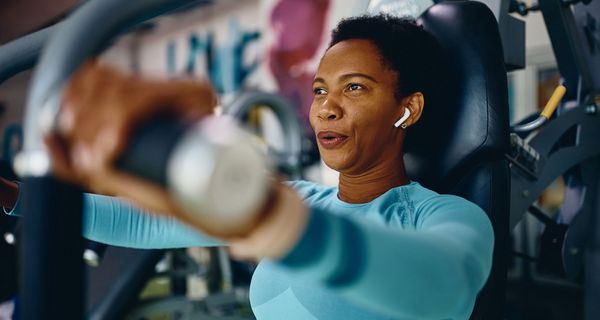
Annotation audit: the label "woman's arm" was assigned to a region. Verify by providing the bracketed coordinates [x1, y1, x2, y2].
[276, 196, 494, 319]
[3, 184, 221, 248]
[83, 194, 222, 248]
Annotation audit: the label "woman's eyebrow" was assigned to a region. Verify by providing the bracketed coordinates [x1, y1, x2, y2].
[312, 73, 378, 85]
[312, 77, 326, 85]
[339, 73, 378, 83]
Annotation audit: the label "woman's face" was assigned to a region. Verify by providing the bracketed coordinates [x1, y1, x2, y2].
[310, 39, 406, 174]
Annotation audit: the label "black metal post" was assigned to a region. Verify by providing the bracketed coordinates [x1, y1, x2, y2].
[584, 160, 600, 319]
[19, 177, 83, 319]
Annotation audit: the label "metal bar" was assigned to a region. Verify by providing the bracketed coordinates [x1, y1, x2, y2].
[538, 0, 594, 99]
[225, 91, 304, 179]
[584, 160, 600, 319]
[87, 249, 165, 320]
[0, 25, 57, 85]
[509, 107, 600, 228]
[527, 205, 556, 226]
[511, 116, 548, 134]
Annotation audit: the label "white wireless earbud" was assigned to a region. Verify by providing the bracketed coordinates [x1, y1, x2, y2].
[394, 108, 411, 128]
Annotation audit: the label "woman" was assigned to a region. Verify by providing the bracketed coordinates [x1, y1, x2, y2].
[3, 14, 493, 319]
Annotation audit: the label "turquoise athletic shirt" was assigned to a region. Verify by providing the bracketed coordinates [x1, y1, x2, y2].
[4, 189, 222, 248]
[4, 180, 493, 319]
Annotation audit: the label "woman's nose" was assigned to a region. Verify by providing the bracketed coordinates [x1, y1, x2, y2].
[317, 99, 342, 121]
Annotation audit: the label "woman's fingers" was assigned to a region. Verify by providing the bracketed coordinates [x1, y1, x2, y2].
[87, 167, 176, 213]
[44, 135, 77, 184]
[51, 60, 217, 197]
[228, 185, 309, 261]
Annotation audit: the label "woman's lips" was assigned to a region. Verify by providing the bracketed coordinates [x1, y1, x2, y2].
[317, 131, 348, 149]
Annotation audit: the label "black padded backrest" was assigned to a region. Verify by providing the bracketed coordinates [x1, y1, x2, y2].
[408, 2, 511, 319]
[407, 1, 509, 189]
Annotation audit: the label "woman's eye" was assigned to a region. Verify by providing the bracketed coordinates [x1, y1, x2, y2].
[347, 83, 364, 92]
[313, 88, 327, 95]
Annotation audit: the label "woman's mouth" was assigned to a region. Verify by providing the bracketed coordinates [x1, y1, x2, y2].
[317, 131, 348, 149]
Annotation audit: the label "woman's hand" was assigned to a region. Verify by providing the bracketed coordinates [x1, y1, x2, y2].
[46, 60, 217, 214]
[228, 183, 309, 261]
[0, 177, 18, 209]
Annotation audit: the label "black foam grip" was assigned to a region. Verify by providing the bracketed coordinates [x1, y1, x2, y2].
[115, 116, 190, 186]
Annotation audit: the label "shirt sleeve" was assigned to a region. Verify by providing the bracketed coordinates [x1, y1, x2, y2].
[3, 190, 222, 249]
[276, 195, 494, 319]
[83, 194, 222, 248]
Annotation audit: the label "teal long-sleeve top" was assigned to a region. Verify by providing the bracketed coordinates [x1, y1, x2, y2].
[5, 180, 494, 319]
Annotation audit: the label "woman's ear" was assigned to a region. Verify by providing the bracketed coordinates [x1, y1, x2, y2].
[398, 92, 424, 128]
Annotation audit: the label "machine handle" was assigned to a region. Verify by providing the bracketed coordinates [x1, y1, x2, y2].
[540, 85, 567, 119]
[115, 116, 190, 186]
[511, 85, 567, 133]
[116, 115, 271, 237]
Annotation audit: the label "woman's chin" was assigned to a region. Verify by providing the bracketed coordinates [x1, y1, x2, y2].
[320, 155, 350, 173]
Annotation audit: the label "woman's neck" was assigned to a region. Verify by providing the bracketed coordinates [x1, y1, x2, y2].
[337, 158, 410, 204]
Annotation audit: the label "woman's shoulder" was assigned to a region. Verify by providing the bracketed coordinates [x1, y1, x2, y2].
[407, 182, 488, 226]
[407, 182, 477, 207]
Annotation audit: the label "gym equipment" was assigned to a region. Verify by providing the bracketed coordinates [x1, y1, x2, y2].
[225, 91, 303, 179]
[411, 3, 510, 318]
[421, 1, 600, 318]
[376, 0, 526, 71]
[0, 25, 50, 309]
[114, 114, 271, 235]
[11, 1, 209, 319]
[502, 1, 600, 318]
[0, 209, 17, 302]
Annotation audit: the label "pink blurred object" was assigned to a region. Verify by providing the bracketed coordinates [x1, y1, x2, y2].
[268, 0, 331, 133]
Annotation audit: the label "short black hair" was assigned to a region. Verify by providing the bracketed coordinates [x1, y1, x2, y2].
[329, 14, 443, 103]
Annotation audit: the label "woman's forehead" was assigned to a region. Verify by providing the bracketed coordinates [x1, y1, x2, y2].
[316, 39, 393, 81]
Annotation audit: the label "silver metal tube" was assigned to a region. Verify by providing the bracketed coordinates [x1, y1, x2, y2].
[0, 24, 57, 85]
[511, 115, 548, 133]
[225, 91, 304, 176]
